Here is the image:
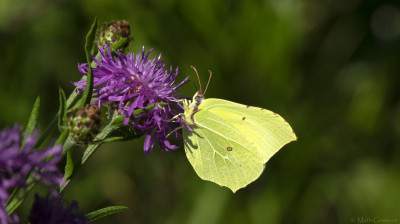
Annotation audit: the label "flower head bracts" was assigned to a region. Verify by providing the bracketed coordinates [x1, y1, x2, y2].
[0, 125, 63, 223]
[73, 45, 188, 155]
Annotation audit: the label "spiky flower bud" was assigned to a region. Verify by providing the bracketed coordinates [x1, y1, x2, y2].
[68, 105, 102, 143]
[97, 20, 130, 51]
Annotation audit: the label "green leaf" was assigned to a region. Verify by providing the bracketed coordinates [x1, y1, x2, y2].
[80, 66, 93, 107]
[23, 97, 40, 146]
[7, 189, 26, 215]
[33, 115, 58, 149]
[110, 115, 126, 126]
[80, 17, 98, 108]
[95, 136, 124, 144]
[85, 17, 98, 63]
[63, 149, 74, 181]
[56, 129, 69, 146]
[111, 37, 129, 51]
[58, 88, 67, 131]
[66, 89, 80, 109]
[86, 206, 128, 222]
[61, 135, 76, 155]
[6, 177, 35, 214]
[81, 128, 115, 164]
[58, 135, 75, 193]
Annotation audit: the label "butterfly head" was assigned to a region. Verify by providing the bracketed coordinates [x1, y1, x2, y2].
[193, 91, 205, 105]
[190, 65, 212, 100]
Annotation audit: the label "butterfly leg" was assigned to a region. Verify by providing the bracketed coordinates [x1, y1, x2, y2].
[163, 113, 184, 122]
[166, 126, 183, 138]
[169, 98, 191, 106]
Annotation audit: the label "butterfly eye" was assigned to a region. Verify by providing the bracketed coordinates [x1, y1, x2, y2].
[195, 96, 203, 102]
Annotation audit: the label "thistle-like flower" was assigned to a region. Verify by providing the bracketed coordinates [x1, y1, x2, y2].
[29, 194, 88, 224]
[73, 45, 188, 155]
[0, 124, 63, 224]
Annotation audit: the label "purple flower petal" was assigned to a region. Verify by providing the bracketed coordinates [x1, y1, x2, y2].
[29, 194, 88, 224]
[0, 124, 64, 223]
[73, 44, 188, 154]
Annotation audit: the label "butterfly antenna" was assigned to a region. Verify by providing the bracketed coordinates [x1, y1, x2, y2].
[203, 70, 212, 96]
[190, 65, 202, 95]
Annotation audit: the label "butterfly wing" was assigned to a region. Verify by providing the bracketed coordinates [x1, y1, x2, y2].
[200, 98, 297, 163]
[183, 98, 297, 192]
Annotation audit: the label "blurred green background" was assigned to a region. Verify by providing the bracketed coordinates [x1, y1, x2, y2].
[1, 0, 400, 223]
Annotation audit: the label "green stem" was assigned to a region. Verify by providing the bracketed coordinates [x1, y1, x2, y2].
[60, 120, 120, 192]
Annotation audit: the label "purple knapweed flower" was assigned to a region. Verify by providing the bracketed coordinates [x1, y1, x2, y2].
[73, 44, 188, 155]
[29, 194, 88, 224]
[0, 124, 63, 224]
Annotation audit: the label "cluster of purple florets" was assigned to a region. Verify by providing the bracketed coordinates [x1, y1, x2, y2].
[74, 44, 188, 155]
[2, 41, 190, 223]
[0, 125, 87, 224]
[29, 194, 88, 224]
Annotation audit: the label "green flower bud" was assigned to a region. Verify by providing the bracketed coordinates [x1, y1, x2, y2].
[68, 105, 102, 143]
[97, 20, 131, 51]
